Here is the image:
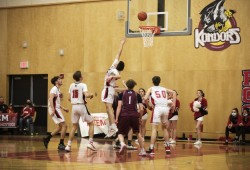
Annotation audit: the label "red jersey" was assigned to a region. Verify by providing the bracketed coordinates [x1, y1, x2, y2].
[190, 97, 207, 120]
[168, 99, 180, 119]
[22, 107, 35, 117]
[242, 114, 250, 126]
[227, 114, 242, 127]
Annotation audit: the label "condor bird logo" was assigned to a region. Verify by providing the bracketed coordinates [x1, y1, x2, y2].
[194, 0, 241, 51]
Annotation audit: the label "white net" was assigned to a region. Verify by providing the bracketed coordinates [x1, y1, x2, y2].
[139, 27, 156, 48]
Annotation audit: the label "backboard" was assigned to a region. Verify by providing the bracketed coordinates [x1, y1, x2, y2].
[125, 0, 192, 37]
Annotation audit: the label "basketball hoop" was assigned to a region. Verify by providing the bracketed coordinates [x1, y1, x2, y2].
[139, 26, 160, 47]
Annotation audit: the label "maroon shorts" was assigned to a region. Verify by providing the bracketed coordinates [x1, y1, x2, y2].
[118, 116, 140, 136]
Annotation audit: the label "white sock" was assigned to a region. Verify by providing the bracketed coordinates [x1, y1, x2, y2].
[150, 144, 154, 149]
[67, 140, 72, 146]
[111, 123, 117, 129]
[89, 138, 93, 143]
[121, 142, 126, 147]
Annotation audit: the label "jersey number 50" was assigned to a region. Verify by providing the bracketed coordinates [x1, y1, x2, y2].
[155, 91, 167, 98]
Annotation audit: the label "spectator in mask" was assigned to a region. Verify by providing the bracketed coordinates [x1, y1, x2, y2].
[224, 108, 242, 145]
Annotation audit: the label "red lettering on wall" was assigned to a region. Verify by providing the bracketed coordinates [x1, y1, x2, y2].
[242, 87, 250, 103]
[242, 70, 250, 86]
[242, 70, 250, 111]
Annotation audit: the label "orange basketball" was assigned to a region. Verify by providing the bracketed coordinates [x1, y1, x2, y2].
[137, 11, 147, 21]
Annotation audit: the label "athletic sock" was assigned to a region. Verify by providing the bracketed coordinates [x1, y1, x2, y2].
[111, 123, 117, 129]
[67, 140, 72, 146]
[60, 139, 64, 145]
[150, 144, 154, 149]
[89, 138, 93, 143]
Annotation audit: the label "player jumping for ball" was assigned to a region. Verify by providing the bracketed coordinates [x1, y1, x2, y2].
[101, 38, 126, 138]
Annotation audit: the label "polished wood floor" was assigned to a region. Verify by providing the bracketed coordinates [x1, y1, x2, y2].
[0, 135, 249, 170]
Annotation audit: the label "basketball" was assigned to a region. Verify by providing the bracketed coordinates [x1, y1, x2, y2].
[137, 11, 147, 21]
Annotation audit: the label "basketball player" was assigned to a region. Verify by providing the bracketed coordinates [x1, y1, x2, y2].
[115, 79, 146, 156]
[101, 37, 126, 138]
[65, 71, 96, 152]
[43, 76, 69, 150]
[168, 90, 180, 144]
[144, 76, 176, 155]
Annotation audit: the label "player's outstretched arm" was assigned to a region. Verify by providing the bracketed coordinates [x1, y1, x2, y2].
[114, 37, 126, 61]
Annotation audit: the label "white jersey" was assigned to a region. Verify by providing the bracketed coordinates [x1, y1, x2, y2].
[103, 59, 119, 87]
[150, 86, 168, 106]
[69, 82, 88, 104]
[49, 86, 61, 109]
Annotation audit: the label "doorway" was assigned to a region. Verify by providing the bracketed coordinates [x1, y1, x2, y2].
[9, 74, 48, 134]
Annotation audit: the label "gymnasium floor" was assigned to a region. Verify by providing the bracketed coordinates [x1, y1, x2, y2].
[0, 135, 249, 170]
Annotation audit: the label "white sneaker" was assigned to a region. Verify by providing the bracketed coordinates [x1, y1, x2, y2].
[169, 138, 173, 142]
[169, 140, 176, 144]
[194, 140, 202, 145]
[138, 149, 146, 156]
[104, 127, 118, 138]
[65, 145, 71, 152]
[119, 144, 127, 155]
[194, 144, 202, 149]
[127, 145, 138, 150]
[135, 138, 144, 143]
[87, 142, 97, 151]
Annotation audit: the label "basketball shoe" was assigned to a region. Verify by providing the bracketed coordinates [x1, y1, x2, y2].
[127, 144, 138, 150]
[146, 148, 155, 155]
[119, 144, 127, 155]
[194, 140, 202, 145]
[58, 143, 66, 150]
[165, 145, 171, 154]
[87, 142, 97, 151]
[138, 149, 147, 156]
[43, 137, 50, 149]
[105, 127, 118, 138]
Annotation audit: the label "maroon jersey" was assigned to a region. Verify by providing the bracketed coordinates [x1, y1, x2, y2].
[168, 99, 180, 119]
[118, 90, 142, 117]
[190, 97, 207, 120]
[242, 114, 250, 126]
[22, 107, 34, 117]
[227, 114, 242, 127]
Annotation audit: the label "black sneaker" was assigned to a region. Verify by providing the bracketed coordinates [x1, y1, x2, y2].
[58, 143, 66, 150]
[43, 137, 50, 149]
[146, 148, 155, 155]
[224, 141, 228, 145]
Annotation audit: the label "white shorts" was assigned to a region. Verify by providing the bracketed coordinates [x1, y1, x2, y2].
[48, 107, 65, 124]
[196, 116, 204, 121]
[101, 86, 115, 104]
[142, 113, 148, 121]
[71, 105, 93, 124]
[169, 115, 178, 121]
[151, 106, 170, 125]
